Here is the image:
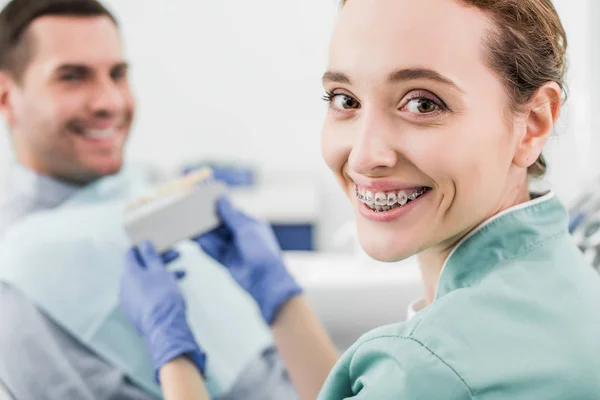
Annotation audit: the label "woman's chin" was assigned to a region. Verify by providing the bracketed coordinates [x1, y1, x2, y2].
[358, 235, 418, 263]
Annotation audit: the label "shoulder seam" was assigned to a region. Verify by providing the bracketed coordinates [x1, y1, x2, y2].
[356, 335, 475, 398]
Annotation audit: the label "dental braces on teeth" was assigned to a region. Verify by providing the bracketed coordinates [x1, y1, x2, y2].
[355, 186, 429, 211]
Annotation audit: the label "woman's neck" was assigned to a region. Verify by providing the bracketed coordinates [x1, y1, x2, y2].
[416, 244, 454, 305]
[417, 179, 531, 305]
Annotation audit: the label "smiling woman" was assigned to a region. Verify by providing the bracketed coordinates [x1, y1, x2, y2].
[321, 0, 565, 266]
[117, 0, 600, 399]
[315, 0, 600, 398]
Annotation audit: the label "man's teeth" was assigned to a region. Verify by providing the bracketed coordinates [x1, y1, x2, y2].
[81, 129, 117, 139]
[356, 187, 428, 211]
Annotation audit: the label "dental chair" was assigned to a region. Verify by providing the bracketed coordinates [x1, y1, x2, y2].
[568, 181, 600, 272]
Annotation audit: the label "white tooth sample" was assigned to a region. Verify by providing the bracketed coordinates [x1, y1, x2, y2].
[365, 191, 374, 206]
[408, 190, 419, 201]
[387, 192, 397, 206]
[397, 190, 408, 205]
[374, 192, 387, 206]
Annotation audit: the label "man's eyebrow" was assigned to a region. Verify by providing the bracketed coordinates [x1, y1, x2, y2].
[54, 61, 129, 74]
[54, 64, 90, 74]
[111, 62, 128, 71]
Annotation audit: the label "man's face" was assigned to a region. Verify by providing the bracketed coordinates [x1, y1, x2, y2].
[1, 15, 135, 183]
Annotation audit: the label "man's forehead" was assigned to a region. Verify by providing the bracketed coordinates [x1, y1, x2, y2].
[27, 15, 123, 66]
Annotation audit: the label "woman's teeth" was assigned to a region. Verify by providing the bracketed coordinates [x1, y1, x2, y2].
[355, 187, 429, 212]
[81, 128, 117, 139]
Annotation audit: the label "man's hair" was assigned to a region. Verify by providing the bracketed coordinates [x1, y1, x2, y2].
[0, 0, 118, 81]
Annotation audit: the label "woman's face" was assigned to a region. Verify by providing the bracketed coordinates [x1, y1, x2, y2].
[321, 0, 531, 262]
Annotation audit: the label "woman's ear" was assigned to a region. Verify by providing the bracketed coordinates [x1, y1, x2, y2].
[513, 82, 561, 169]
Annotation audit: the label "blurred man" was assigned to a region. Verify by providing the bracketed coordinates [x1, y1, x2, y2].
[0, 0, 296, 399]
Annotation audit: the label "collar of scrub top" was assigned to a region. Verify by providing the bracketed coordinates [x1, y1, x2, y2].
[4, 163, 82, 210]
[434, 191, 564, 300]
[406, 192, 565, 318]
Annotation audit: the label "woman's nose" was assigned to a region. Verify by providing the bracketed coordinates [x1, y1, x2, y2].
[347, 113, 398, 176]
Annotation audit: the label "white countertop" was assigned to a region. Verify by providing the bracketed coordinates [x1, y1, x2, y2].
[285, 251, 422, 287]
[228, 180, 319, 224]
[283, 252, 424, 350]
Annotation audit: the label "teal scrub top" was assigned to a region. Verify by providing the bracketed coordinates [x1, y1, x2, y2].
[318, 193, 600, 399]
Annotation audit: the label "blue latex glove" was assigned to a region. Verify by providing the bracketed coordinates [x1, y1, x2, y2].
[569, 211, 585, 233]
[119, 240, 206, 379]
[194, 197, 302, 325]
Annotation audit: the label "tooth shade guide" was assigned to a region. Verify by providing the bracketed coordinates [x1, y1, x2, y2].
[157, 168, 213, 194]
[125, 168, 214, 210]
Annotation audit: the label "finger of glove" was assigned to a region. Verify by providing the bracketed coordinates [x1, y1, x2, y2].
[161, 249, 181, 265]
[216, 196, 244, 230]
[194, 224, 231, 242]
[172, 270, 187, 280]
[195, 225, 231, 256]
[196, 237, 225, 261]
[126, 247, 146, 271]
[139, 240, 164, 271]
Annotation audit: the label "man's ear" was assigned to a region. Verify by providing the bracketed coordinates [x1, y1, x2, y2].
[0, 71, 17, 126]
[513, 82, 562, 169]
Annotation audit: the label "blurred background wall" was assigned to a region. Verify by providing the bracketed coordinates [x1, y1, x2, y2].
[1, 0, 597, 253]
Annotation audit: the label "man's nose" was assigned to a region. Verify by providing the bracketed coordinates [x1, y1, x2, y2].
[88, 78, 126, 115]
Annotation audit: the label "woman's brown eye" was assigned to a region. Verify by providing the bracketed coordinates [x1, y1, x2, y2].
[333, 94, 359, 110]
[406, 98, 438, 113]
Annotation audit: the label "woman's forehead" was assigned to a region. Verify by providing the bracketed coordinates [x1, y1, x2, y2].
[328, 0, 495, 87]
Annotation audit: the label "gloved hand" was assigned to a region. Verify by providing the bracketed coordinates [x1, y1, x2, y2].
[194, 197, 302, 325]
[119, 240, 206, 379]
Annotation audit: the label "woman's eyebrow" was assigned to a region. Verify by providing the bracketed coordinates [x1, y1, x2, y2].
[322, 67, 464, 93]
[387, 68, 464, 93]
